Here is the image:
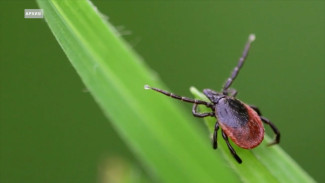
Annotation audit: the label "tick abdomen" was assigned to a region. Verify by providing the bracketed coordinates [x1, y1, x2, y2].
[216, 98, 264, 149]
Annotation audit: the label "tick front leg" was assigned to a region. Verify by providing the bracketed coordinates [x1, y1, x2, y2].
[221, 130, 242, 164]
[192, 103, 214, 118]
[212, 122, 219, 149]
[225, 88, 238, 97]
[260, 116, 280, 146]
[145, 85, 213, 106]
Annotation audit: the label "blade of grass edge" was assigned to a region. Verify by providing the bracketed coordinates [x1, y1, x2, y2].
[190, 87, 316, 183]
[37, 0, 239, 182]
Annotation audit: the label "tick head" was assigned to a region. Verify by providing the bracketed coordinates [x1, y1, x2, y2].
[203, 89, 224, 104]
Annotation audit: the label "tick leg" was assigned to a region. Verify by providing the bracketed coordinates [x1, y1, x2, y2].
[225, 88, 238, 97]
[192, 103, 215, 118]
[260, 116, 280, 146]
[145, 85, 213, 107]
[212, 122, 219, 149]
[223, 34, 256, 92]
[249, 105, 262, 115]
[221, 130, 242, 164]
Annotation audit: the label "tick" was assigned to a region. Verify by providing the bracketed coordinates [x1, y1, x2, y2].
[144, 34, 280, 164]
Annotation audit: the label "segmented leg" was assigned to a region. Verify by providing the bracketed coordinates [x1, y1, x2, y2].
[212, 122, 219, 149]
[260, 116, 280, 146]
[192, 103, 214, 118]
[224, 88, 238, 97]
[222, 130, 242, 164]
[145, 85, 213, 107]
[223, 34, 256, 92]
[249, 105, 261, 115]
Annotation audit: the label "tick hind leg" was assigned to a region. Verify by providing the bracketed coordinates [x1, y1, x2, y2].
[249, 105, 261, 115]
[192, 103, 215, 118]
[221, 130, 242, 164]
[249, 105, 280, 146]
[260, 116, 280, 146]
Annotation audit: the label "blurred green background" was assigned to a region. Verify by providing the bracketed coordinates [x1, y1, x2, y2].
[1, 1, 324, 182]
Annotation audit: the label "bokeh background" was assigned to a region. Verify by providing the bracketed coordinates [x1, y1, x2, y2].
[1, 1, 324, 182]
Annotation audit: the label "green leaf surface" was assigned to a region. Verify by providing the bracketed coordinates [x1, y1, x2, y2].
[36, 0, 238, 182]
[190, 87, 316, 183]
[37, 0, 317, 182]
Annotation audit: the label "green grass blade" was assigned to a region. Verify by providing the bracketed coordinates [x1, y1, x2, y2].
[36, 0, 239, 182]
[190, 87, 316, 183]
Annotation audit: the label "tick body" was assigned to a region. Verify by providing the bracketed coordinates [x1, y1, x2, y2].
[213, 96, 264, 149]
[145, 34, 280, 164]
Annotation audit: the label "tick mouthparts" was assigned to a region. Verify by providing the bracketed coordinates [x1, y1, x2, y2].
[144, 84, 151, 90]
